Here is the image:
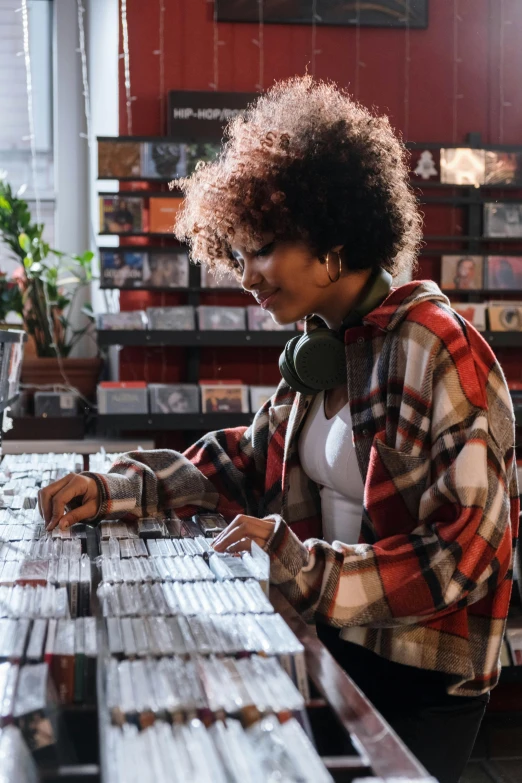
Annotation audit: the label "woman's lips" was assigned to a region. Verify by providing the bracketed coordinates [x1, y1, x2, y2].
[260, 290, 280, 309]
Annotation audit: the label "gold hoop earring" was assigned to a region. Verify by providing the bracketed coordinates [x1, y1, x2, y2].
[326, 251, 342, 283]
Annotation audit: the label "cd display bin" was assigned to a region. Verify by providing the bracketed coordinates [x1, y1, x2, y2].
[35, 558, 432, 783]
[0, 500, 432, 781]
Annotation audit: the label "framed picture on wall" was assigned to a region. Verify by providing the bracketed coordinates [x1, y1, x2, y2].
[215, 1, 429, 29]
[483, 203, 522, 238]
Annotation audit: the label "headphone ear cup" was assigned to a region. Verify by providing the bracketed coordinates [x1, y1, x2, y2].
[293, 330, 346, 391]
[279, 335, 319, 396]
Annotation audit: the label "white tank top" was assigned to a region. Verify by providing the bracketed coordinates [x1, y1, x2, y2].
[298, 391, 365, 545]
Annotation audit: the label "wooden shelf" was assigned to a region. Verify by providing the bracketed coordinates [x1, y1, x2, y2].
[96, 412, 254, 432]
[96, 329, 295, 347]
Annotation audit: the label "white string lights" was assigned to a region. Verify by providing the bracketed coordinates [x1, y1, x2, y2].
[76, 0, 92, 148]
[451, 0, 461, 143]
[253, 0, 264, 91]
[354, 0, 361, 99]
[403, 0, 411, 140]
[19, 0, 41, 226]
[153, 0, 166, 127]
[498, 0, 511, 144]
[120, 0, 134, 134]
[311, 0, 322, 78]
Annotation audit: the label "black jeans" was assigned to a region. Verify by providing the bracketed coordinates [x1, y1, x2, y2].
[317, 624, 489, 783]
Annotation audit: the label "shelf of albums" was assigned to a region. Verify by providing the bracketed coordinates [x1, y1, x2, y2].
[95, 134, 522, 440]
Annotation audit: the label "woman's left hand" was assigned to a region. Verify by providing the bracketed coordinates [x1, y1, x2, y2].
[212, 514, 275, 553]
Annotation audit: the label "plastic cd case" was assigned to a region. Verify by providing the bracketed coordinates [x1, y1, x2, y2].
[149, 384, 199, 414]
[197, 306, 246, 331]
[96, 311, 148, 330]
[145, 306, 195, 331]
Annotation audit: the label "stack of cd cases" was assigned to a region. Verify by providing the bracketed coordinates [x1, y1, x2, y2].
[0, 449, 333, 782]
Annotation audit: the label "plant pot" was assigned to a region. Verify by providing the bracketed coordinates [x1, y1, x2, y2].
[21, 356, 103, 399]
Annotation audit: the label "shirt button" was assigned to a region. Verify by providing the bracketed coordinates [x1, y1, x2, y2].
[357, 337, 364, 345]
[362, 428, 370, 436]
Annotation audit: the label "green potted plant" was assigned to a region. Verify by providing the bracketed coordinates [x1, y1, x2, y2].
[0, 177, 102, 397]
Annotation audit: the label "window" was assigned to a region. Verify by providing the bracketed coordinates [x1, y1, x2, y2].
[0, 0, 54, 273]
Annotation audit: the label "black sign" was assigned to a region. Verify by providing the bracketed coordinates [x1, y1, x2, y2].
[215, 0, 429, 29]
[168, 91, 258, 141]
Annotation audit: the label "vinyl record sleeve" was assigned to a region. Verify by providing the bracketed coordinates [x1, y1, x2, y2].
[200, 383, 249, 413]
[440, 255, 484, 291]
[98, 141, 141, 178]
[484, 203, 522, 238]
[144, 251, 190, 289]
[485, 256, 522, 290]
[100, 251, 145, 289]
[99, 196, 144, 234]
[197, 306, 246, 331]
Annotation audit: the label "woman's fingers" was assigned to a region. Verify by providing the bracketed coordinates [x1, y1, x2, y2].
[213, 515, 274, 552]
[225, 536, 266, 554]
[38, 475, 74, 526]
[59, 498, 99, 530]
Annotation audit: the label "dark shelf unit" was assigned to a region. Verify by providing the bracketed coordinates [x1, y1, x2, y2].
[96, 412, 253, 432]
[97, 329, 295, 347]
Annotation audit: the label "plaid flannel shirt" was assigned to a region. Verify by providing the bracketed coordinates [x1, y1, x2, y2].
[87, 281, 519, 696]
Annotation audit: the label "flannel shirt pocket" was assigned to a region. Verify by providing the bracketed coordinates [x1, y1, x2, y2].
[366, 437, 431, 537]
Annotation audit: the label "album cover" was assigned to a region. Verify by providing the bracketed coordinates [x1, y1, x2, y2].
[483, 203, 522, 238]
[143, 251, 190, 289]
[96, 311, 148, 330]
[440, 255, 484, 291]
[199, 380, 249, 413]
[488, 302, 522, 331]
[247, 306, 295, 331]
[506, 628, 522, 666]
[485, 256, 522, 290]
[148, 196, 184, 234]
[485, 151, 522, 186]
[141, 141, 220, 178]
[98, 141, 141, 179]
[100, 251, 145, 289]
[200, 264, 242, 289]
[99, 197, 144, 234]
[450, 303, 487, 332]
[197, 306, 246, 330]
[145, 306, 195, 330]
[250, 385, 278, 412]
[183, 143, 221, 176]
[149, 384, 200, 414]
[34, 393, 78, 418]
[440, 148, 486, 186]
[410, 148, 440, 182]
[97, 382, 149, 414]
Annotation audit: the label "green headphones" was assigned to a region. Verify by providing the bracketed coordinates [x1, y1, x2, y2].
[278, 267, 393, 395]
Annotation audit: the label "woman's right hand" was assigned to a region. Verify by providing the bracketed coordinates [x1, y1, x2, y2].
[38, 473, 101, 531]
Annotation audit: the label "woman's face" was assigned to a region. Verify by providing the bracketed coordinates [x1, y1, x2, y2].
[231, 237, 371, 329]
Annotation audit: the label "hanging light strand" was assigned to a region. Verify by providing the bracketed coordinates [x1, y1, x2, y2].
[403, 0, 411, 139]
[158, 0, 166, 126]
[211, 0, 219, 89]
[452, 0, 460, 143]
[76, 0, 92, 148]
[498, 0, 509, 144]
[20, 0, 41, 226]
[354, 0, 361, 99]
[311, 0, 322, 78]
[254, 0, 264, 91]
[120, 0, 134, 134]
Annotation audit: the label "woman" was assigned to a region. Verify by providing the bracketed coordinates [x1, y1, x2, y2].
[39, 78, 518, 783]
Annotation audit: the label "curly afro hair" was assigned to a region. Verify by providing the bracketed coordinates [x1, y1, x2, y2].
[174, 76, 422, 280]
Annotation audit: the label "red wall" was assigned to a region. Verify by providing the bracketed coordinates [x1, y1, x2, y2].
[117, 0, 522, 393]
